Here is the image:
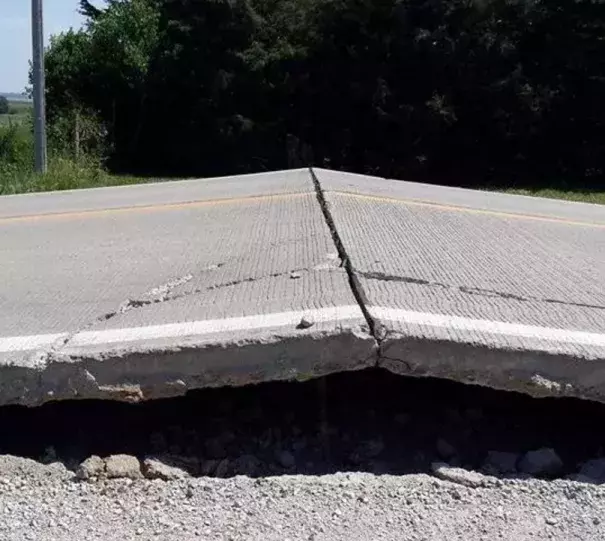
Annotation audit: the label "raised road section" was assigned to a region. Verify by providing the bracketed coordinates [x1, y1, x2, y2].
[0, 168, 603, 406]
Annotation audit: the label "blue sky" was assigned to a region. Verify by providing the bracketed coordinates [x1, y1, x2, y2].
[0, 1, 102, 92]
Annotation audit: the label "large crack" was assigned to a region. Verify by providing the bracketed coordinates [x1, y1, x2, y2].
[115, 266, 319, 314]
[309, 167, 381, 350]
[41, 265, 325, 362]
[357, 270, 605, 311]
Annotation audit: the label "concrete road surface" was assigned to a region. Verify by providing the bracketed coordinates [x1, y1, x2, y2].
[1, 168, 604, 406]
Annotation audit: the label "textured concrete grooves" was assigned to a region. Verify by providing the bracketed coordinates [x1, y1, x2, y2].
[0, 170, 378, 407]
[308, 167, 380, 351]
[312, 169, 605, 404]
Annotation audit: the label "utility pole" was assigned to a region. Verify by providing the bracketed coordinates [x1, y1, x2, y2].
[32, 0, 47, 174]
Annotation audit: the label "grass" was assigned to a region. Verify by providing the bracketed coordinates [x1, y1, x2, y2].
[0, 121, 149, 195]
[501, 187, 605, 205]
[0, 158, 149, 196]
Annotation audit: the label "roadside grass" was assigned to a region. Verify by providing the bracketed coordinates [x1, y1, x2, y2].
[501, 187, 605, 205]
[0, 157, 150, 195]
[0, 122, 150, 195]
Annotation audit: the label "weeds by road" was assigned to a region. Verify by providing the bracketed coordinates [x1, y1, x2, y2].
[0, 159, 148, 195]
[0, 114, 146, 195]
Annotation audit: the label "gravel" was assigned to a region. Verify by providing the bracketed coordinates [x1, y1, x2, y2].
[1, 371, 605, 539]
[0, 455, 604, 541]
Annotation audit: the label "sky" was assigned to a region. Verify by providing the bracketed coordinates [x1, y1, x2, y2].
[0, 0, 102, 92]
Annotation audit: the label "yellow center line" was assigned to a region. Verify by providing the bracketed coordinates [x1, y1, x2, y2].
[334, 191, 605, 228]
[0, 192, 312, 224]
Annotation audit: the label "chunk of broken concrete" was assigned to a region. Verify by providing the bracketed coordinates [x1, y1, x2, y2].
[578, 458, 605, 484]
[143, 457, 190, 481]
[76, 455, 105, 480]
[518, 448, 563, 477]
[431, 462, 488, 488]
[104, 454, 143, 480]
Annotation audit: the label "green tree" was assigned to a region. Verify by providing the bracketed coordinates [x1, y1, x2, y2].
[43, 0, 605, 189]
[0, 97, 9, 115]
[45, 0, 161, 168]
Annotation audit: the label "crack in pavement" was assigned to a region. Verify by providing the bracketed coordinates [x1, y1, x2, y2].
[40, 265, 325, 363]
[356, 270, 605, 311]
[116, 267, 318, 313]
[309, 167, 381, 355]
[37, 271, 214, 363]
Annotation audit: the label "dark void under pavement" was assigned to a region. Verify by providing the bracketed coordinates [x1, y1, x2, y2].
[0, 369, 604, 478]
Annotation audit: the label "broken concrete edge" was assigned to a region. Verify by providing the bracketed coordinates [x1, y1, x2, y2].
[3, 326, 605, 407]
[380, 337, 605, 404]
[0, 330, 377, 407]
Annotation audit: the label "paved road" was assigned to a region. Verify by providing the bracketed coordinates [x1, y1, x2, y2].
[313, 169, 605, 399]
[1, 168, 604, 405]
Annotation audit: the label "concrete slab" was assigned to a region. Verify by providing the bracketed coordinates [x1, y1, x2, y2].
[3, 166, 605, 407]
[314, 168, 605, 226]
[0, 169, 312, 219]
[0, 170, 374, 406]
[314, 169, 605, 402]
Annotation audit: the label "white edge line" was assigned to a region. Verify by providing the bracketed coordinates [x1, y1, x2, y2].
[0, 306, 362, 353]
[0, 333, 69, 353]
[371, 307, 605, 348]
[1, 305, 604, 354]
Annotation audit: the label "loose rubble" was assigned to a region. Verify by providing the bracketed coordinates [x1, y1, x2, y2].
[76, 455, 105, 480]
[143, 456, 190, 480]
[104, 454, 143, 480]
[431, 462, 489, 488]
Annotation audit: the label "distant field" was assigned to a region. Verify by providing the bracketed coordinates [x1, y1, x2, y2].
[0, 100, 32, 127]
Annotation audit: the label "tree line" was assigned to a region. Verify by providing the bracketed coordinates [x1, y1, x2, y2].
[44, 0, 605, 189]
